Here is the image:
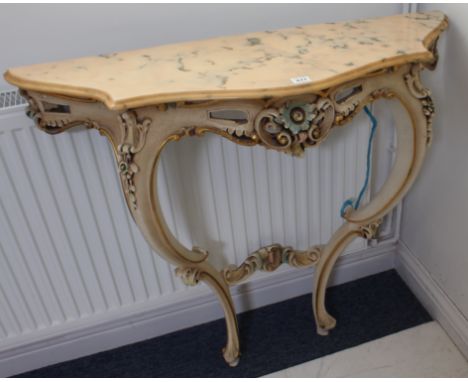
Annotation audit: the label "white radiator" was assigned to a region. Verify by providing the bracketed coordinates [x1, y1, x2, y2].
[0, 88, 397, 374]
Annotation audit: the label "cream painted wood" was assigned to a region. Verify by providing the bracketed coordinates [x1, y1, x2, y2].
[4, 11, 447, 366]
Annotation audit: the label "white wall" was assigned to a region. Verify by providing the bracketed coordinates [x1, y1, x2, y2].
[0, 3, 404, 376]
[399, 3, 468, 355]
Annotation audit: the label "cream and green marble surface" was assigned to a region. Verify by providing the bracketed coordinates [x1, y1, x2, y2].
[4, 11, 447, 110]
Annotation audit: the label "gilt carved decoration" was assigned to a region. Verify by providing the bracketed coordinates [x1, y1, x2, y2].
[116, 111, 151, 210]
[404, 64, 435, 146]
[255, 96, 335, 156]
[359, 219, 383, 240]
[20, 90, 98, 134]
[223, 244, 322, 285]
[6, 11, 448, 368]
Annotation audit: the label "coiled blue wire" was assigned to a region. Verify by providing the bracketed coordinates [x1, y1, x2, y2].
[340, 105, 378, 218]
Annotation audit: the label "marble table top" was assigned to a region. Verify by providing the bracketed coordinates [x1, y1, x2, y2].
[4, 11, 447, 110]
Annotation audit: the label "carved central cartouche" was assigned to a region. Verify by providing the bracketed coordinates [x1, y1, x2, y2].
[255, 95, 335, 156]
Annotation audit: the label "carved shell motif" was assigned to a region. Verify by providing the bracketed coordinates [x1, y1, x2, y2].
[254, 95, 335, 156]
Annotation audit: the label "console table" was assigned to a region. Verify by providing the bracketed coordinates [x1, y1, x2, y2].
[4, 11, 447, 367]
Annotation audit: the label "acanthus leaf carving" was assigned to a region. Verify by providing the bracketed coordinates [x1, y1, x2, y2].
[117, 111, 151, 210]
[404, 64, 434, 146]
[223, 244, 322, 285]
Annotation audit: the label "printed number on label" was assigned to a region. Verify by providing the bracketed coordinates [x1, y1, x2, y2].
[290, 76, 312, 85]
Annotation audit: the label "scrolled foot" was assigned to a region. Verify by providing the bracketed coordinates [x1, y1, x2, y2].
[315, 312, 336, 336]
[223, 345, 241, 367]
[316, 326, 330, 336]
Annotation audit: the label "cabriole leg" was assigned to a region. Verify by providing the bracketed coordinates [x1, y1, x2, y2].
[312, 64, 433, 335]
[106, 112, 241, 366]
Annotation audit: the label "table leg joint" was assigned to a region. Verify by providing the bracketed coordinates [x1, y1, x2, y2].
[359, 219, 383, 240]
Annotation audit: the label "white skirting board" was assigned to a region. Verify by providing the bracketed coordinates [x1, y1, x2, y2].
[0, 242, 396, 377]
[396, 242, 468, 360]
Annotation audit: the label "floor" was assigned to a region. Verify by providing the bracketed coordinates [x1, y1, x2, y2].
[264, 322, 468, 378]
[17, 270, 433, 377]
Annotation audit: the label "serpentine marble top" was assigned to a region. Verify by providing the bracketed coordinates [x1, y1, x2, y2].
[4, 11, 447, 110]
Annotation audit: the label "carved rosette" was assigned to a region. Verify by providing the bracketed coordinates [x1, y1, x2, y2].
[223, 244, 322, 285]
[254, 96, 335, 156]
[404, 64, 435, 146]
[117, 111, 151, 210]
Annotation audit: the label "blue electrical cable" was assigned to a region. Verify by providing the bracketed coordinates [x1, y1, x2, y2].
[340, 105, 378, 218]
